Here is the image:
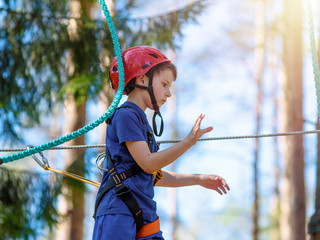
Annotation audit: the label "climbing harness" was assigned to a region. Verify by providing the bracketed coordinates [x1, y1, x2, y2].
[135, 218, 160, 239]
[93, 148, 144, 224]
[95, 151, 163, 186]
[93, 148, 162, 237]
[0, 0, 124, 165]
[93, 104, 163, 235]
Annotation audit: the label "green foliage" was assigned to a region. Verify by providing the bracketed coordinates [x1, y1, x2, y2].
[61, 74, 100, 105]
[0, 0, 208, 144]
[0, 0, 69, 144]
[0, 167, 61, 239]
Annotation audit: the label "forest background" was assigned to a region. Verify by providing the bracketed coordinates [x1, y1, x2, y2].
[0, 0, 319, 239]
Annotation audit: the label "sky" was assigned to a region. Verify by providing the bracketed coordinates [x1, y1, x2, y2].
[1, 0, 320, 239]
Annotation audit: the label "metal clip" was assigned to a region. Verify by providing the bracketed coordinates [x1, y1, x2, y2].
[95, 152, 108, 174]
[27, 145, 50, 170]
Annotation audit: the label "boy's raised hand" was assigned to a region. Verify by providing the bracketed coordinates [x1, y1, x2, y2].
[186, 114, 213, 146]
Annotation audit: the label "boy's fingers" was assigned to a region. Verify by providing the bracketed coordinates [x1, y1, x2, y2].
[219, 186, 227, 194]
[202, 126, 213, 133]
[196, 115, 203, 126]
[221, 179, 230, 191]
[196, 114, 204, 123]
[215, 188, 222, 195]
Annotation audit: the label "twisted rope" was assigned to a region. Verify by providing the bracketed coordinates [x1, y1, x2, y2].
[307, 0, 320, 117]
[0, 0, 124, 165]
[1, 130, 320, 152]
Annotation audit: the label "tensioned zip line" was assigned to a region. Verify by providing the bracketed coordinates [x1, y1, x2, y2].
[1, 130, 320, 152]
[1, 0, 320, 164]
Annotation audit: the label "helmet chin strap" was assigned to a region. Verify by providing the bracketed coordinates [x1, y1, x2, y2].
[133, 77, 164, 137]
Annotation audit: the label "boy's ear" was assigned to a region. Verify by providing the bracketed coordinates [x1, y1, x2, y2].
[136, 75, 148, 86]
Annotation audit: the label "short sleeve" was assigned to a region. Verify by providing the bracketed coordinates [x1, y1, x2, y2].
[113, 108, 146, 145]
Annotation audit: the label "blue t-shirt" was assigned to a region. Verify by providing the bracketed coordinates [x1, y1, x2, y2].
[95, 101, 158, 223]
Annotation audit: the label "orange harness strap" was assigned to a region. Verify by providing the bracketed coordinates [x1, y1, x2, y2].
[135, 218, 160, 239]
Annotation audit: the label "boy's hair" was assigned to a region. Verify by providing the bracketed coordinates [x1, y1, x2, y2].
[125, 62, 177, 95]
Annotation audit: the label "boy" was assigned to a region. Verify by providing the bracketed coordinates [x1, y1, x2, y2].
[93, 46, 230, 240]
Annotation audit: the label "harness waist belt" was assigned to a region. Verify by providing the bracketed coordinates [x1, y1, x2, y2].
[93, 148, 144, 232]
[135, 218, 160, 239]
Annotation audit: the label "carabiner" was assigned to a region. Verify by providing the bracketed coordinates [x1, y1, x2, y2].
[27, 145, 50, 170]
[95, 152, 108, 174]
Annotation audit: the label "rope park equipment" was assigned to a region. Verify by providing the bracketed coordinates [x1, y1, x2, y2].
[28, 146, 101, 187]
[3, 129, 320, 188]
[0, 0, 125, 165]
[1, 0, 320, 184]
[2, 129, 320, 153]
[307, 0, 320, 115]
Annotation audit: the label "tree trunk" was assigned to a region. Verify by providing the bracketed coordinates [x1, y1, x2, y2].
[252, 1, 265, 240]
[280, 0, 305, 239]
[56, 97, 86, 240]
[64, 98, 86, 240]
[56, 1, 89, 239]
[268, 8, 281, 239]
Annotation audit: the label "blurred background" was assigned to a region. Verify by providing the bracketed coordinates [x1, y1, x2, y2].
[0, 0, 319, 239]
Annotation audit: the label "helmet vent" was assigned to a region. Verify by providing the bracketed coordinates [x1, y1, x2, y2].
[142, 64, 149, 69]
[149, 53, 159, 58]
[112, 66, 118, 71]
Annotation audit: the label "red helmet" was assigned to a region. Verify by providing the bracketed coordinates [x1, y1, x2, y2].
[109, 46, 171, 94]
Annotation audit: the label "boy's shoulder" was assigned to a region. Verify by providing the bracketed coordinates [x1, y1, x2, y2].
[116, 102, 144, 117]
[115, 104, 139, 118]
[112, 103, 145, 125]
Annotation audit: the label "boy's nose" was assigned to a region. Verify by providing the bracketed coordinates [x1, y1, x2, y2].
[166, 89, 171, 97]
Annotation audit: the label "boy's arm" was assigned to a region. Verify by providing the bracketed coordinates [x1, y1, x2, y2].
[126, 114, 212, 174]
[156, 170, 230, 195]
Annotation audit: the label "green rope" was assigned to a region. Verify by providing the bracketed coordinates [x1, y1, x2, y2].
[0, 0, 124, 165]
[307, 0, 320, 118]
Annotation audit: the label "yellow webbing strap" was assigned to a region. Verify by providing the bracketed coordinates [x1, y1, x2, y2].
[47, 167, 101, 187]
[152, 169, 163, 186]
[29, 149, 100, 187]
[31, 149, 160, 188]
[51, 168, 162, 188]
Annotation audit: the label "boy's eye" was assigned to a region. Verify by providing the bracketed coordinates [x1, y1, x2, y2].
[162, 83, 167, 87]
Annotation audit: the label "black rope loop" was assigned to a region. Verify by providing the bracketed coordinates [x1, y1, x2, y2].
[153, 111, 164, 137]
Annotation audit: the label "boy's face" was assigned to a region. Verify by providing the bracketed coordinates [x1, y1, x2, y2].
[151, 69, 175, 109]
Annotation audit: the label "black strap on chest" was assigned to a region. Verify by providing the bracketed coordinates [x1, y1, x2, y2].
[93, 148, 144, 231]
